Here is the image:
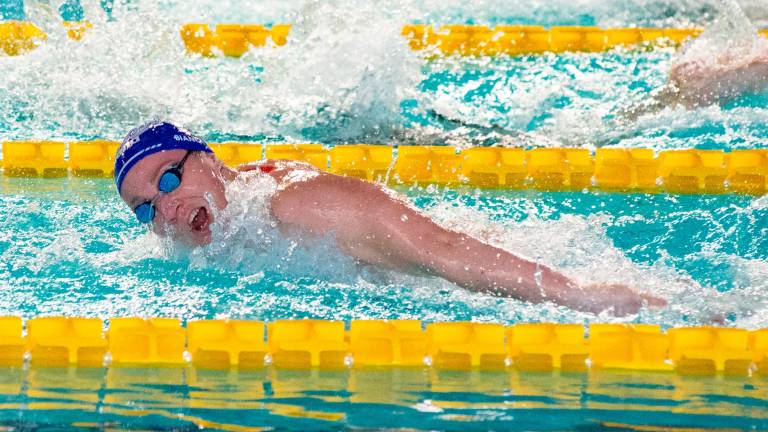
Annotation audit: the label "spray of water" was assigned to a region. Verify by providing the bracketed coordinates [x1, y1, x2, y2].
[4, 0, 768, 147]
[0, 0, 423, 143]
[247, 0, 422, 142]
[423, 196, 768, 326]
[1, 0, 767, 326]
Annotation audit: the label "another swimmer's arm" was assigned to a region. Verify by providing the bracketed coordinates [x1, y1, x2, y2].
[616, 41, 768, 126]
[668, 48, 768, 107]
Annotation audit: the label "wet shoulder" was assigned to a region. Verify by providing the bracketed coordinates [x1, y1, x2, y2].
[238, 159, 325, 188]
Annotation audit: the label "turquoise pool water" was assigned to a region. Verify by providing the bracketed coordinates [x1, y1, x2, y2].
[0, 366, 765, 431]
[1, 176, 767, 327]
[2, 0, 768, 151]
[2, 0, 768, 430]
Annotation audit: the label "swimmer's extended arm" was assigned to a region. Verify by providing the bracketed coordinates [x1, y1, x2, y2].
[668, 47, 768, 107]
[268, 169, 665, 316]
[620, 40, 768, 121]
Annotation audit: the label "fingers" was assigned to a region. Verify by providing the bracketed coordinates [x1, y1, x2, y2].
[600, 285, 667, 317]
[577, 283, 668, 317]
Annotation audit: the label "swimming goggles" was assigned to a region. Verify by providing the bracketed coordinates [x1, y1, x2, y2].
[133, 150, 192, 224]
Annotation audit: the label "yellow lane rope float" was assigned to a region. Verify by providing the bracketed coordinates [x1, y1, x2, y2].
[4, 21, 768, 57]
[2, 141, 768, 194]
[0, 317, 765, 375]
[0, 21, 90, 55]
[178, 23, 711, 57]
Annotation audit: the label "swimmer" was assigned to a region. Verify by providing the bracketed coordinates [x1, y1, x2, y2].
[620, 35, 768, 119]
[115, 121, 666, 317]
[429, 29, 768, 136]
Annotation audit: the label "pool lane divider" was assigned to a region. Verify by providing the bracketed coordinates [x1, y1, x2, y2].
[0, 317, 766, 375]
[179, 24, 713, 57]
[4, 20, 768, 57]
[0, 20, 89, 55]
[2, 141, 768, 194]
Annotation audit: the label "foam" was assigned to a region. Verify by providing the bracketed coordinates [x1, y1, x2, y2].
[177, 170, 363, 283]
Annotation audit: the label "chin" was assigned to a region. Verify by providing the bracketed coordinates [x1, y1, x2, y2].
[191, 230, 213, 246]
[170, 229, 212, 247]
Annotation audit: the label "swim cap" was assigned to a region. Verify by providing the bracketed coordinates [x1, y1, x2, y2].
[114, 121, 213, 193]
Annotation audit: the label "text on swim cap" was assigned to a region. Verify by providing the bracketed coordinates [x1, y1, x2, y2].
[173, 134, 204, 143]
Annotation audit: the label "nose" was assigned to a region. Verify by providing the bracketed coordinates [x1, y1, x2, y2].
[154, 194, 181, 224]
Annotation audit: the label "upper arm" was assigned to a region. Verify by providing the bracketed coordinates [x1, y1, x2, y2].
[270, 172, 448, 269]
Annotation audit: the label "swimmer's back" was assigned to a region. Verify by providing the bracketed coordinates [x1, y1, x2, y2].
[237, 159, 322, 185]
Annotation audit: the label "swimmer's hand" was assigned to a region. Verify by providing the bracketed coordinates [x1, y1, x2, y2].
[577, 283, 667, 317]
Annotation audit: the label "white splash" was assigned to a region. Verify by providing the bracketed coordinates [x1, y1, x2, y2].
[0, 0, 422, 143]
[422, 195, 768, 327]
[248, 0, 422, 142]
[177, 170, 363, 281]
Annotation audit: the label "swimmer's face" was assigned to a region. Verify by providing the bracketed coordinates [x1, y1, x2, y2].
[119, 150, 228, 246]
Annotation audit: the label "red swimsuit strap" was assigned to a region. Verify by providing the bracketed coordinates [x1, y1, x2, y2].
[258, 164, 275, 174]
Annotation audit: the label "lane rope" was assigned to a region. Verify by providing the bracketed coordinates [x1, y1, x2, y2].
[2, 141, 767, 194]
[1, 316, 764, 374]
[4, 21, 762, 57]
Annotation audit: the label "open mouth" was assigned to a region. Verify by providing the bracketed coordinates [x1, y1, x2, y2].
[189, 207, 209, 232]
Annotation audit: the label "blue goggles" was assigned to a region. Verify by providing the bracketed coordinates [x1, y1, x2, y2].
[133, 151, 193, 224]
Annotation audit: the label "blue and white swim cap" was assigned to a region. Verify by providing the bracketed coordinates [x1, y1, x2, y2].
[114, 121, 213, 193]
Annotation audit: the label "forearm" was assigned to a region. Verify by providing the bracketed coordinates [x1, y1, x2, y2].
[669, 48, 768, 107]
[412, 231, 592, 309]
[410, 228, 661, 315]
[334, 189, 593, 311]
